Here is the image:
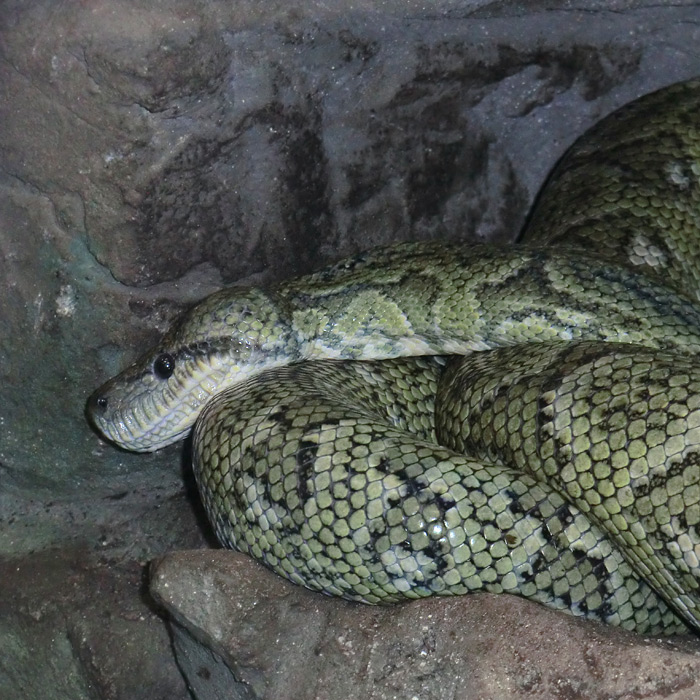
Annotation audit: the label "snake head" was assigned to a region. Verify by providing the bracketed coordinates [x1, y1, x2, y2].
[86, 287, 300, 452]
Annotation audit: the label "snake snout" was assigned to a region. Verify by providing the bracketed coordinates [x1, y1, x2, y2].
[85, 374, 160, 451]
[87, 391, 109, 415]
[85, 387, 109, 431]
[85, 384, 123, 446]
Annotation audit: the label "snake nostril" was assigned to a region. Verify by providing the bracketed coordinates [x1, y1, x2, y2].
[91, 395, 108, 412]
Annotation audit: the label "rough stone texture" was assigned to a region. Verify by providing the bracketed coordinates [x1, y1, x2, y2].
[0, 488, 209, 699]
[0, 549, 188, 700]
[152, 551, 700, 700]
[2, 0, 700, 697]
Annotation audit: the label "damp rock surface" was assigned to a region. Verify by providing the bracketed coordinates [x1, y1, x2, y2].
[2, 0, 700, 697]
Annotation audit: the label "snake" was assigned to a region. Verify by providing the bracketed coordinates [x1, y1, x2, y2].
[88, 78, 700, 636]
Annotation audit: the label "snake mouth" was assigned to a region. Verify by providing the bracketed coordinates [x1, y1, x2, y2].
[86, 357, 228, 452]
[86, 385, 193, 452]
[85, 346, 271, 452]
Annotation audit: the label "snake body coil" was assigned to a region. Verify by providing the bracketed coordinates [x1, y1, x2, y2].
[88, 79, 700, 635]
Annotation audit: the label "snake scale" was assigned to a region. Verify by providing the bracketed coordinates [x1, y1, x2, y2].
[88, 78, 700, 635]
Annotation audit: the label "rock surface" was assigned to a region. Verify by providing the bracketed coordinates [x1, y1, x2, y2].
[151, 550, 700, 700]
[2, 0, 700, 698]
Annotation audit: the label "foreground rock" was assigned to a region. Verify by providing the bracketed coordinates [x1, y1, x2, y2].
[151, 551, 700, 700]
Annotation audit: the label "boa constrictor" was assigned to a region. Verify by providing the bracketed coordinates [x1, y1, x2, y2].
[88, 79, 700, 635]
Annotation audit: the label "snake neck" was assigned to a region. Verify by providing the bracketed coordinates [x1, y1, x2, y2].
[282, 243, 700, 363]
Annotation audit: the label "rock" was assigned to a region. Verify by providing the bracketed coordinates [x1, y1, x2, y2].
[0, 548, 193, 700]
[151, 550, 700, 700]
[2, 0, 700, 697]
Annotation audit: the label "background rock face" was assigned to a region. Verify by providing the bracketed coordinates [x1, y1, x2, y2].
[2, 1, 700, 698]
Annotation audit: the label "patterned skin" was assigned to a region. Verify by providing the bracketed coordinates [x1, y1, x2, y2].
[88, 79, 700, 635]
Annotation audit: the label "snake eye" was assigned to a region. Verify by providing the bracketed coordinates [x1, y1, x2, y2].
[153, 353, 176, 380]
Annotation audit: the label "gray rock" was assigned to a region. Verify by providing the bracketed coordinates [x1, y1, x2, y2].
[151, 550, 700, 700]
[2, 0, 700, 697]
[0, 548, 194, 700]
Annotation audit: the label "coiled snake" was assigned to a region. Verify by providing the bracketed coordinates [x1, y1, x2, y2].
[88, 79, 700, 635]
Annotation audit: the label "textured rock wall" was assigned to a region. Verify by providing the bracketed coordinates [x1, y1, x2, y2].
[2, 1, 700, 698]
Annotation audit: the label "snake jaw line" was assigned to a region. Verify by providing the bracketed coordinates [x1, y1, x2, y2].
[88, 347, 295, 452]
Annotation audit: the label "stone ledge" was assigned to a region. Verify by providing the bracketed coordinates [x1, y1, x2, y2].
[151, 550, 700, 700]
